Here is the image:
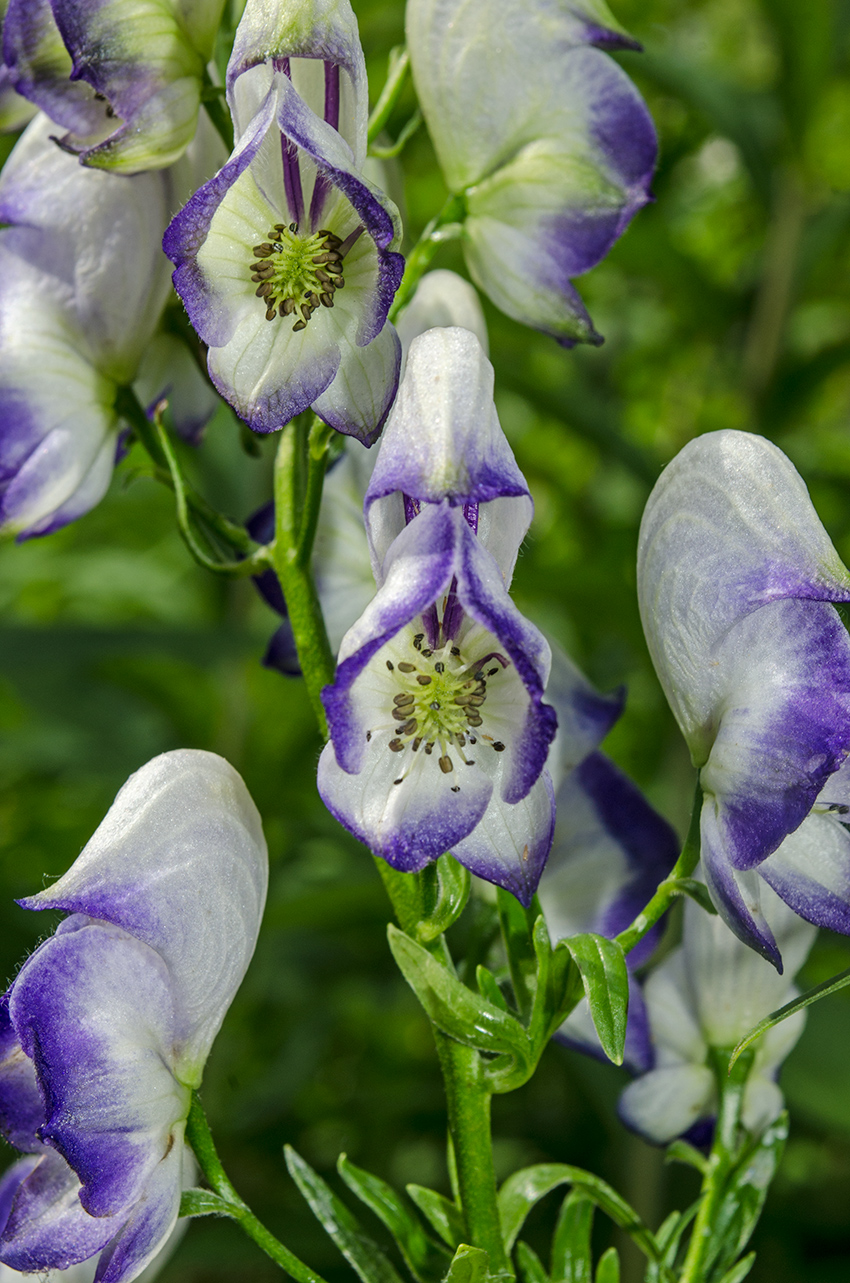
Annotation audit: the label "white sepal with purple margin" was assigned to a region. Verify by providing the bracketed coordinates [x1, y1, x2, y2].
[618, 874, 814, 1146]
[638, 430, 850, 964]
[405, 0, 656, 343]
[395, 271, 488, 366]
[318, 502, 557, 900]
[164, 0, 404, 443]
[364, 328, 532, 584]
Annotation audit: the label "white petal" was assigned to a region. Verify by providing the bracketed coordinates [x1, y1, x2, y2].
[395, 270, 489, 364]
[619, 1065, 715, 1145]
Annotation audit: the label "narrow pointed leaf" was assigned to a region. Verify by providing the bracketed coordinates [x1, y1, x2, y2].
[730, 965, 850, 1068]
[406, 1185, 465, 1249]
[338, 1155, 452, 1283]
[476, 965, 509, 1011]
[497, 887, 541, 1021]
[179, 1188, 233, 1218]
[717, 1253, 756, 1283]
[444, 1244, 489, 1283]
[285, 1146, 405, 1283]
[557, 935, 629, 1065]
[664, 1141, 708, 1174]
[516, 1242, 549, 1283]
[594, 1249, 619, 1283]
[551, 1191, 594, 1283]
[668, 879, 718, 915]
[388, 925, 531, 1065]
[703, 1115, 787, 1280]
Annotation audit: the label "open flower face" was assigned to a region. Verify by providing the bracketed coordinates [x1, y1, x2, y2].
[638, 430, 850, 966]
[165, 0, 404, 443]
[318, 328, 557, 902]
[0, 751, 267, 1283]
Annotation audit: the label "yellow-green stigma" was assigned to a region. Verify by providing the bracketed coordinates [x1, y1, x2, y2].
[249, 224, 346, 330]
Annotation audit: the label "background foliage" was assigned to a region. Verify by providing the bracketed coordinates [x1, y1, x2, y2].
[3, 0, 850, 1279]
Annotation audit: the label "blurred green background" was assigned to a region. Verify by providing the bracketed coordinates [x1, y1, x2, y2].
[3, 0, 850, 1279]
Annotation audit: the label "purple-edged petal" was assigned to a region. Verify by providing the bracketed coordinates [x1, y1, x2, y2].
[0, 1157, 39, 1239]
[2, 0, 104, 137]
[21, 750, 267, 1077]
[312, 321, 401, 445]
[619, 1065, 715, 1146]
[700, 800, 781, 969]
[9, 925, 188, 1220]
[0, 996, 45, 1154]
[545, 645, 624, 789]
[365, 327, 532, 581]
[395, 271, 489, 364]
[452, 770, 555, 905]
[0, 1148, 116, 1273]
[228, 0, 369, 165]
[638, 430, 850, 764]
[759, 810, 850, 937]
[540, 752, 678, 966]
[93, 1141, 183, 1283]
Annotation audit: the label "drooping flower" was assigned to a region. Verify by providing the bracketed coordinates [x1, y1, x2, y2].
[0, 112, 221, 538]
[249, 269, 489, 675]
[619, 872, 815, 1145]
[0, 750, 267, 1283]
[3, 0, 224, 172]
[318, 325, 558, 903]
[405, 0, 656, 344]
[164, 0, 404, 444]
[638, 429, 850, 967]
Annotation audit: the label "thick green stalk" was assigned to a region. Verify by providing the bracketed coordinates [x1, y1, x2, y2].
[389, 193, 467, 320]
[616, 782, 702, 958]
[185, 1094, 327, 1283]
[272, 420, 335, 732]
[679, 1049, 754, 1283]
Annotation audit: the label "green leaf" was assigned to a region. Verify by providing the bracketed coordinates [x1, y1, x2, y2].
[667, 878, 718, 915]
[557, 935, 629, 1065]
[496, 888, 541, 1021]
[388, 925, 531, 1067]
[476, 965, 508, 1011]
[179, 1188, 232, 1218]
[497, 1165, 663, 1269]
[704, 1114, 788, 1280]
[594, 1249, 619, 1283]
[664, 1140, 709, 1174]
[551, 1191, 594, 1283]
[644, 1205, 700, 1283]
[443, 1244, 489, 1283]
[285, 1146, 405, 1283]
[516, 1241, 549, 1283]
[716, 1253, 756, 1283]
[406, 1184, 465, 1249]
[337, 1155, 452, 1283]
[730, 964, 850, 1068]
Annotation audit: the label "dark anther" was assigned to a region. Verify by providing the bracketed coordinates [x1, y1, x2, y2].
[265, 306, 277, 321]
[292, 319, 306, 331]
[282, 299, 296, 316]
[366, 731, 372, 741]
[488, 667, 499, 676]
[386, 661, 394, 671]
[400, 718, 418, 736]
[434, 662, 445, 674]
[412, 738, 422, 751]
[393, 693, 414, 706]
[393, 778, 404, 786]
[439, 755, 453, 774]
[417, 675, 431, 686]
[451, 647, 461, 657]
[451, 786, 460, 793]
[389, 738, 404, 752]
[424, 743, 434, 755]
[413, 634, 424, 649]
[399, 662, 416, 673]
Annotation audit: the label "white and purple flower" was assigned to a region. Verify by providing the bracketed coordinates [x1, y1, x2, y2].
[638, 429, 850, 967]
[0, 750, 267, 1283]
[164, 0, 404, 444]
[619, 872, 814, 1146]
[0, 111, 221, 539]
[405, 0, 656, 344]
[2, 0, 223, 172]
[317, 325, 559, 903]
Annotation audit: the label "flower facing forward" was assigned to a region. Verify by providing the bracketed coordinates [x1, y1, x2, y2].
[318, 326, 558, 903]
[405, 0, 656, 344]
[638, 429, 850, 966]
[0, 750, 267, 1282]
[3, 0, 224, 171]
[0, 112, 221, 538]
[619, 874, 814, 1145]
[165, 0, 404, 443]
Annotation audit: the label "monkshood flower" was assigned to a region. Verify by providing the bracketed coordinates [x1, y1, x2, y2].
[0, 0, 35, 132]
[165, 0, 404, 444]
[250, 269, 489, 675]
[619, 874, 815, 1145]
[0, 749, 267, 1282]
[3, 0, 224, 171]
[405, 0, 656, 344]
[0, 112, 221, 538]
[318, 325, 558, 903]
[638, 429, 850, 968]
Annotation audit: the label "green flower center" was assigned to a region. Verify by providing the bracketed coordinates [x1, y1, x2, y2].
[383, 633, 508, 785]
[249, 224, 346, 331]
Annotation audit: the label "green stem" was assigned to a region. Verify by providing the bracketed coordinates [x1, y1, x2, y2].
[368, 46, 411, 144]
[389, 193, 467, 321]
[271, 420, 335, 732]
[616, 781, 702, 958]
[185, 1094, 328, 1283]
[201, 69, 234, 152]
[679, 1049, 754, 1283]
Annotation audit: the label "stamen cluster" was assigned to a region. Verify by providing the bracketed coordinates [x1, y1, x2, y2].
[250, 224, 345, 329]
[381, 633, 507, 788]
